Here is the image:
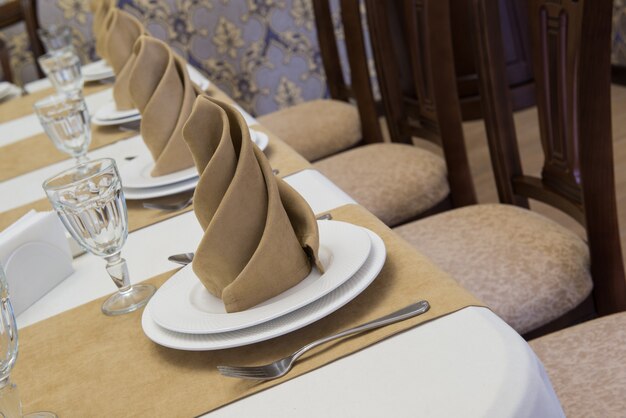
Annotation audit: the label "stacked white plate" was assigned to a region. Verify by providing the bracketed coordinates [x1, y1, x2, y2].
[142, 220, 387, 350]
[82, 60, 115, 82]
[92, 102, 142, 126]
[0, 82, 21, 102]
[118, 130, 270, 200]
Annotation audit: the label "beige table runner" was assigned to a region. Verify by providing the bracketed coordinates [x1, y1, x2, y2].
[0, 126, 137, 183]
[13, 204, 485, 417]
[0, 132, 311, 233]
[0, 83, 111, 124]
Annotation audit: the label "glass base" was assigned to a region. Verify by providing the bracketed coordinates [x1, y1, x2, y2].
[101, 284, 156, 316]
[24, 412, 57, 418]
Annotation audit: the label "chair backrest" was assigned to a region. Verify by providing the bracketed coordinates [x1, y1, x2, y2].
[472, 0, 626, 315]
[19, 0, 44, 62]
[312, 0, 384, 144]
[0, 0, 44, 80]
[0, 37, 12, 82]
[452, 0, 535, 121]
[364, 0, 477, 208]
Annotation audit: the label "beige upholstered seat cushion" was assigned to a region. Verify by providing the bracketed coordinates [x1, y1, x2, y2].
[529, 312, 626, 418]
[314, 143, 449, 227]
[393, 204, 593, 334]
[257, 99, 361, 161]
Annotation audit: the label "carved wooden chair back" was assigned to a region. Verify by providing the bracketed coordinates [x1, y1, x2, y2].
[472, 0, 626, 315]
[312, 0, 384, 144]
[0, 38, 12, 82]
[0, 0, 44, 81]
[364, 0, 477, 208]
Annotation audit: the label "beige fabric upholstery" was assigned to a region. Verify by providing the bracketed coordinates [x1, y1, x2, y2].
[314, 143, 449, 227]
[393, 204, 593, 334]
[529, 312, 626, 418]
[258, 99, 361, 161]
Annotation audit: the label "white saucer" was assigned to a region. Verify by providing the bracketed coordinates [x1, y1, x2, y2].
[149, 221, 372, 334]
[142, 227, 385, 350]
[122, 177, 199, 200]
[120, 153, 198, 189]
[0, 82, 20, 102]
[82, 60, 114, 82]
[92, 101, 142, 126]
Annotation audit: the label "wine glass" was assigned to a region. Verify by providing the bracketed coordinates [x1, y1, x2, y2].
[37, 25, 72, 53]
[42, 158, 156, 316]
[34, 90, 91, 165]
[0, 267, 56, 417]
[37, 48, 83, 94]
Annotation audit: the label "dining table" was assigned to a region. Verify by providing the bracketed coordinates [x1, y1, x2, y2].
[0, 65, 566, 417]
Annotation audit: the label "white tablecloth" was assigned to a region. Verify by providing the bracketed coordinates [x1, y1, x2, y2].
[1, 77, 565, 417]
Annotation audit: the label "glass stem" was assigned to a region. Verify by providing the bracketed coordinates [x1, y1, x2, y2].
[75, 154, 89, 165]
[0, 380, 23, 418]
[104, 254, 131, 292]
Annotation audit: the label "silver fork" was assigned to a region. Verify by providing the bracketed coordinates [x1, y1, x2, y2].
[143, 195, 193, 211]
[217, 300, 430, 380]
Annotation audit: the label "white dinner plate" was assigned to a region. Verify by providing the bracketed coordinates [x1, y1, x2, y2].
[149, 221, 372, 334]
[82, 60, 115, 82]
[0, 82, 12, 97]
[122, 176, 199, 200]
[118, 129, 269, 189]
[92, 101, 142, 126]
[0, 82, 20, 102]
[142, 227, 385, 350]
[119, 153, 199, 189]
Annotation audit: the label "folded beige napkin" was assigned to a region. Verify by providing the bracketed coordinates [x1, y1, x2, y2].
[118, 36, 196, 175]
[91, 0, 116, 60]
[95, 9, 145, 111]
[183, 95, 324, 312]
[101, 9, 144, 77]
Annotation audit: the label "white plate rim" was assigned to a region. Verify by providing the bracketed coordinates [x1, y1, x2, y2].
[141, 227, 386, 350]
[122, 177, 198, 200]
[119, 129, 268, 189]
[92, 113, 142, 126]
[94, 101, 140, 121]
[82, 60, 114, 81]
[149, 220, 372, 334]
[119, 153, 199, 189]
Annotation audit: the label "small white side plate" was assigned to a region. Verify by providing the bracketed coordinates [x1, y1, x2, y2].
[92, 101, 141, 126]
[82, 60, 115, 82]
[119, 129, 268, 189]
[122, 177, 199, 200]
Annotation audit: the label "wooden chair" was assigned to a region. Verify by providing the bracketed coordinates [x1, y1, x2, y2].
[450, 0, 535, 121]
[529, 311, 626, 416]
[0, 38, 12, 82]
[0, 0, 44, 80]
[303, 0, 477, 226]
[19, 0, 43, 60]
[363, 0, 477, 209]
[394, 0, 626, 337]
[258, 0, 382, 163]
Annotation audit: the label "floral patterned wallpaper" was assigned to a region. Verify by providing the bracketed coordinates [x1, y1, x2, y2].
[0, 0, 332, 116]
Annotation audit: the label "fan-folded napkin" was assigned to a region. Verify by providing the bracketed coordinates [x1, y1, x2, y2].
[91, 0, 115, 51]
[120, 35, 196, 176]
[183, 95, 323, 312]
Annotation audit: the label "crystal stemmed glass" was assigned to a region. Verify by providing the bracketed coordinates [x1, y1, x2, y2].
[33, 90, 91, 165]
[37, 47, 83, 94]
[0, 267, 56, 417]
[37, 25, 72, 53]
[42, 158, 156, 316]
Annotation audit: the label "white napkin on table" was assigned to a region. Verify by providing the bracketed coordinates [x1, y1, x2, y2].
[0, 211, 74, 315]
